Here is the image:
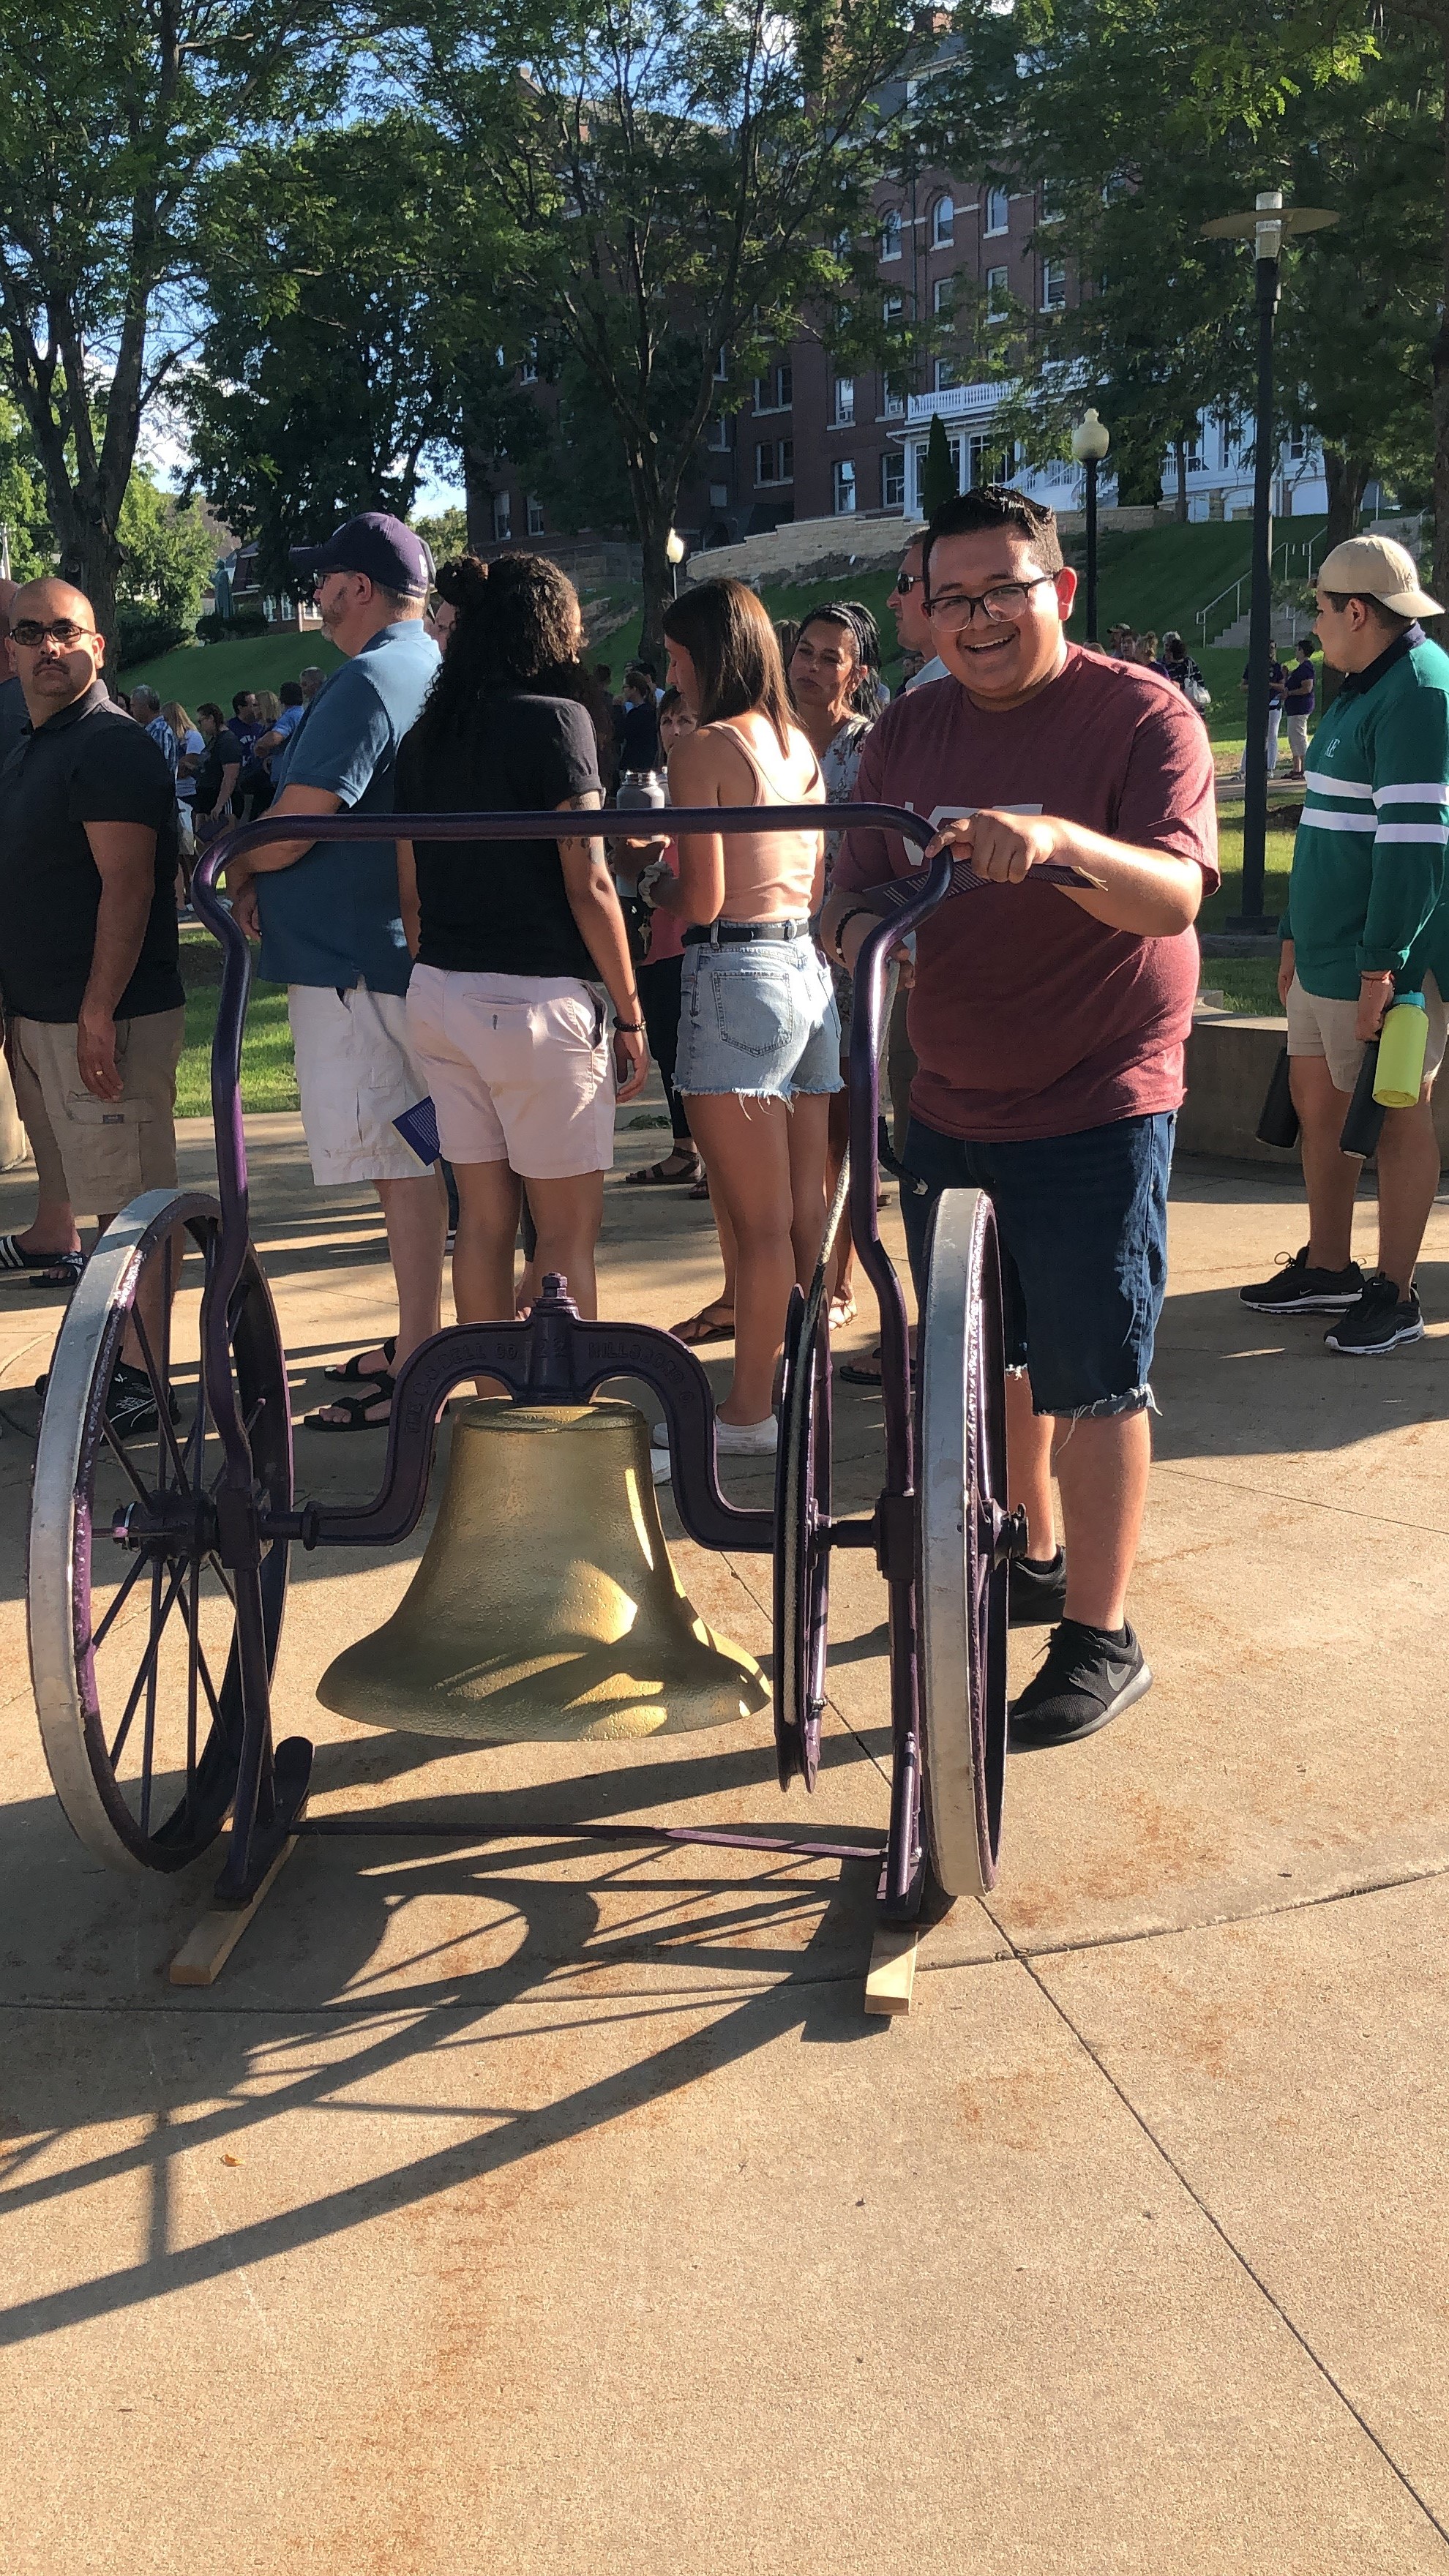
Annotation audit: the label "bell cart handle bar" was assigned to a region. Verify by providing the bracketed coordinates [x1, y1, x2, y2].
[192, 810, 1096, 1555]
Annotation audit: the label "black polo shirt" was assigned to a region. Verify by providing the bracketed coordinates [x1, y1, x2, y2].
[0, 681, 183, 1022]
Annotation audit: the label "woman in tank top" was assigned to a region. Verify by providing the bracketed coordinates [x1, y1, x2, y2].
[638, 578, 839, 1467]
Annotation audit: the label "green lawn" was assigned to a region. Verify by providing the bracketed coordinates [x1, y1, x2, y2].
[121, 632, 344, 700]
[177, 927, 298, 1117]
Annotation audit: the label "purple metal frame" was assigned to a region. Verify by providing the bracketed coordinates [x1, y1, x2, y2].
[182, 808, 1086, 1916]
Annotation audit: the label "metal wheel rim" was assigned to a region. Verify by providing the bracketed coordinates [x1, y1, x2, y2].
[918, 1188, 1009, 1897]
[773, 1287, 831, 1792]
[28, 1190, 292, 1874]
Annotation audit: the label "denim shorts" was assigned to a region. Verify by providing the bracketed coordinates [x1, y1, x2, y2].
[675, 937, 843, 1100]
[900, 1111, 1175, 1418]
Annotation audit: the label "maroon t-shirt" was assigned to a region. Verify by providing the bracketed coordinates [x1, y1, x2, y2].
[834, 645, 1219, 1141]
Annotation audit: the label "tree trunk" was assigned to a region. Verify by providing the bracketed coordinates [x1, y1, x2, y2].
[56, 520, 124, 649]
[636, 514, 674, 679]
[1173, 433, 1189, 524]
[1322, 445, 1373, 553]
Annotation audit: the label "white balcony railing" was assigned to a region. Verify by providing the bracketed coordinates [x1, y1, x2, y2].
[905, 380, 1012, 426]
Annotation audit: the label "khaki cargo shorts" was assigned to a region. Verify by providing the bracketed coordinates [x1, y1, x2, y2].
[10, 1007, 184, 1218]
[1286, 971, 1448, 1098]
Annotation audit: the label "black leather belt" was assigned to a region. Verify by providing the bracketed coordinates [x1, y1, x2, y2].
[682, 918, 812, 947]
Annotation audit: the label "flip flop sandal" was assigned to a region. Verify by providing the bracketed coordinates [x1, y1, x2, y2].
[626, 1154, 704, 1186]
[323, 1338, 397, 1385]
[688, 1174, 711, 1200]
[0, 1235, 84, 1287]
[828, 1294, 857, 1330]
[303, 1389, 394, 1431]
[837, 1350, 916, 1389]
[669, 1305, 735, 1347]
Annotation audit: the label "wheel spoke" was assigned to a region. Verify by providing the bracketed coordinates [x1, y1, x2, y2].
[207, 1395, 264, 1498]
[108, 1558, 187, 1770]
[130, 1302, 190, 1493]
[204, 1551, 237, 1607]
[99, 1415, 151, 1507]
[86, 1548, 151, 1654]
[185, 1558, 201, 1795]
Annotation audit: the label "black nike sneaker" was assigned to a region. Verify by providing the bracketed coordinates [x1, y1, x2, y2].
[1008, 1618, 1152, 1753]
[1239, 1246, 1363, 1314]
[1323, 1272, 1425, 1355]
[36, 1357, 179, 1442]
[1008, 1546, 1068, 1628]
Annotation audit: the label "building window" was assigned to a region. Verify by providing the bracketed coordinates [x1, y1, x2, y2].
[935, 356, 958, 392]
[707, 414, 731, 450]
[520, 338, 539, 383]
[984, 187, 1010, 235]
[1184, 434, 1205, 474]
[753, 364, 793, 412]
[986, 265, 1010, 320]
[1041, 258, 1066, 311]
[883, 292, 903, 326]
[834, 375, 855, 424]
[932, 195, 955, 247]
[492, 492, 512, 541]
[933, 277, 954, 316]
[881, 450, 905, 510]
[834, 459, 857, 514]
[709, 482, 730, 508]
[1039, 179, 1064, 222]
[525, 495, 545, 536]
[714, 345, 728, 379]
[1288, 428, 1308, 462]
[883, 372, 906, 418]
[756, 439, 793, 486]
[880, 208, 902, 261]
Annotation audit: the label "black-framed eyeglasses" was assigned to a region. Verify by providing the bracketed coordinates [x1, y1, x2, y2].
[924, 575, 1057, 625]
[10, 618, 93, 648]
[891, 570, 924, 594]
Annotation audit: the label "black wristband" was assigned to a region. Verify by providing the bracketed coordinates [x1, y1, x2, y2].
[613, 1019, 644, 1034]
[832, 906, 874, 963]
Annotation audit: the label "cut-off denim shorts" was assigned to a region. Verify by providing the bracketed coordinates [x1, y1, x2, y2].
[675, 935, 843, 1101]
[899, 1109, 1175, 1419]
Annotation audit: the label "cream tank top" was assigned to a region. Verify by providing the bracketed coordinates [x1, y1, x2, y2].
[713, 723, 825, 923]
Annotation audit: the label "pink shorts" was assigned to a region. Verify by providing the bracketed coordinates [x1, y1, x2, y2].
[405, 963, 618, 1177]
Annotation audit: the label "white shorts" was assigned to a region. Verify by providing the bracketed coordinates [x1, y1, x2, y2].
[406, 963, 617, 1178]
[288, 983, 436, 1186]
[1287, 970, 1448, 1098]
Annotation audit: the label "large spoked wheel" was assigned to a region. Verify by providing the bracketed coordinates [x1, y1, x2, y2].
[772, 1281, 832, 1791]
[916, 1188, 1019, 1900]
[29, 1189, 293, 1875]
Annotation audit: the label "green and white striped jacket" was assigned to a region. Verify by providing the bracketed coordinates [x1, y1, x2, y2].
[1283, 628, 1449, 1001]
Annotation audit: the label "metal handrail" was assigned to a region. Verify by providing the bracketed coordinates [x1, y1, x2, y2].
[1192, 530, 1328, 645]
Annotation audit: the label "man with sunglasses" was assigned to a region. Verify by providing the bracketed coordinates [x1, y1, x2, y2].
[0, 578, 184, 1390]
[825, 486, 1217, 1753]
[886, 536, 948, 693]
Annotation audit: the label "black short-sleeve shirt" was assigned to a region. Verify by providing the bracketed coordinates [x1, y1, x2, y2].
[194, 724, 243, 815]
[394, 692, 602, 979]
[0, 681, 184, 1022]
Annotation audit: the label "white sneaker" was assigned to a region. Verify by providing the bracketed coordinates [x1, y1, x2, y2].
[715, 1415, 779, 1456]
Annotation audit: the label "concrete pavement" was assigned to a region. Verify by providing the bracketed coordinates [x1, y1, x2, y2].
[0, 1107, 1446, 2572]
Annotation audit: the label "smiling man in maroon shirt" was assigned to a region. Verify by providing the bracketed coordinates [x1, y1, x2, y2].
[824, 487, 1218, 1751]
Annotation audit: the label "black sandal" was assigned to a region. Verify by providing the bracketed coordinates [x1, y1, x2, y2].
[304, 1382, 394, 1432]
[323, 1337, 397, 1385]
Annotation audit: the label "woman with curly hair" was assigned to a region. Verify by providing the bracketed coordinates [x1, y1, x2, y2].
[395, 553, 648, 1325]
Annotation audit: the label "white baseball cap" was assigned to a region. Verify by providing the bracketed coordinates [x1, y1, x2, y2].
[1317, 533, 1442, 620]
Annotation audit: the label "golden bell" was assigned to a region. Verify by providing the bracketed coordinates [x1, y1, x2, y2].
[316, 1399, 769, 1742]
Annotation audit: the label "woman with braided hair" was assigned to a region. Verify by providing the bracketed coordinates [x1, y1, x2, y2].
[394, 553, 648, 1329]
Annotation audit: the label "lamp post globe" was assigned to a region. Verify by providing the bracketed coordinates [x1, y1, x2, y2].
[1071, 411, 1110, 646]
[665, 526, 686, 598]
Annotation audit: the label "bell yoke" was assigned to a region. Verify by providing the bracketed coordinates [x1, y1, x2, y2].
[25, 801, 1096, 1947]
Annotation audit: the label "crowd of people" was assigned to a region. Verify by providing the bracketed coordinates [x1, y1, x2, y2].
[0, 495, 1442, 1751]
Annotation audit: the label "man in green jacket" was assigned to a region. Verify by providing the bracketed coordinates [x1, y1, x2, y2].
[1240, 534, 1449, 1354]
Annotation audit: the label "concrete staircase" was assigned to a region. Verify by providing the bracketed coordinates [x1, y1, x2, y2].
[1209, 607, 1311, 651]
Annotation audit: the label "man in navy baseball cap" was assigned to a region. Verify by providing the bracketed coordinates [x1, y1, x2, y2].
[289, 510, 435, 600]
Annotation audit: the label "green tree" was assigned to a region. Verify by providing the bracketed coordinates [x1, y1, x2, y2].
[921, 413, 958, 517]
[0, 0, 353, 636]
[419, 0, 916, 663]
[0, 394, 52, 577]
[113, 472, 217, 660]
[186, 116, 534, 590]
[413, 504, 469, 563]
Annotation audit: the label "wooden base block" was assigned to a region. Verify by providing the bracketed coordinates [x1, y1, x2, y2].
[169, 1838, 296, 1988]
[864, 1921, 918, 2017]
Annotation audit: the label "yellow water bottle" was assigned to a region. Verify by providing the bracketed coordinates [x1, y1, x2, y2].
[1373, 992, 1429, 1108]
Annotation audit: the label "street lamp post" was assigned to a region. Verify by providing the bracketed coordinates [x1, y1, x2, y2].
[665, 527, 687, 600]
[1071, 409, 1111, 644]
[1202, 191, 1336, 933]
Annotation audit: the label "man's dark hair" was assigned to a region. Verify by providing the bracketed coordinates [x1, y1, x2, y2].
[197, 701, 225, 727]
[231, 689, 255, 714]
[1322, 590, 1411, 636]
[923, 485, 1065, 588]
[1296, 637, 1315, 656]
[280, 679, 304, 705]
[634, 656, 657, 680]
